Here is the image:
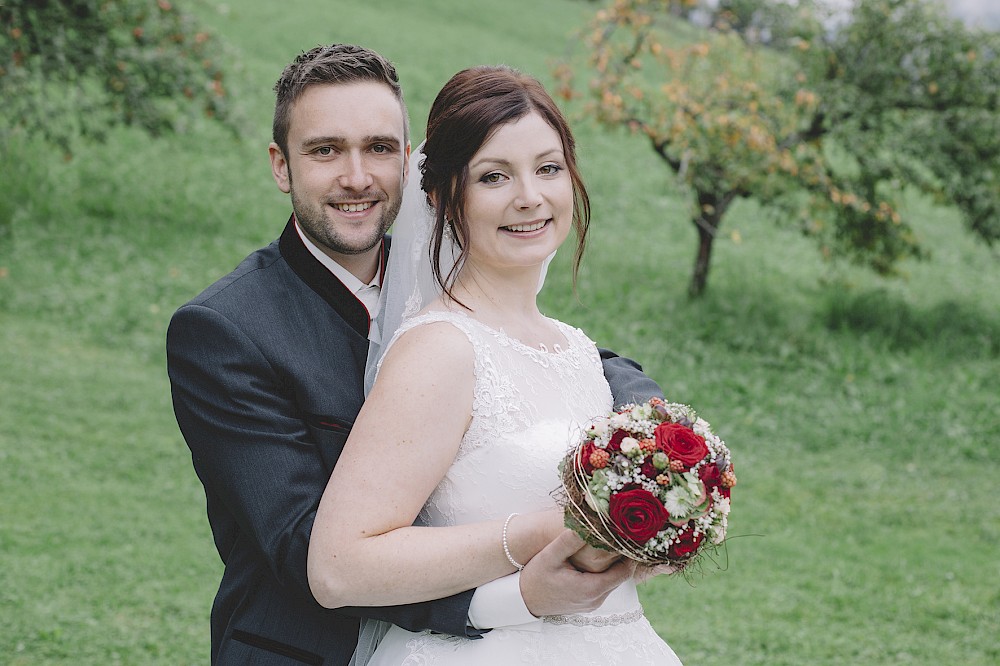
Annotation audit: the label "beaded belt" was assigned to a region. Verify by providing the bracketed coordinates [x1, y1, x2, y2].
[542, 607, 645, 627]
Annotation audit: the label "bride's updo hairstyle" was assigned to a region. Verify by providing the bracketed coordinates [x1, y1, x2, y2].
[421, 65, 591, 299]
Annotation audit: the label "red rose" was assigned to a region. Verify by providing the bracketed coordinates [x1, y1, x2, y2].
[669, 527, 704, 559]
[607, 430, 627, 452]
[608, 488, 670, 544]
[576, 442, 597, 474]
[699, 461, 720, 486]
[640, 457, 658, 479]
[654, 423, 708, 469]
[699, 462, 729, 499]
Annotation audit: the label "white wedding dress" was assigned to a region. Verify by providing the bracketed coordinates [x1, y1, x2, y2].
[365, 309, 683, 666]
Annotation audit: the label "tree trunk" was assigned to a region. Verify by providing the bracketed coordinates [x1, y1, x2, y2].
[688, 220, 716, 298]
[687, 188, 740, 297]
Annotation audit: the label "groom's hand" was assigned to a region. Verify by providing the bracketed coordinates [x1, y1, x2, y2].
[519, 531, 637, 617]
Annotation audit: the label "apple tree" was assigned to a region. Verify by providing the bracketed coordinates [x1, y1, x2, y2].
[557, 0, 998, 296]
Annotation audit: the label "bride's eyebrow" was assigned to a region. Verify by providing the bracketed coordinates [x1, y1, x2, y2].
[469, 148, 565, 170]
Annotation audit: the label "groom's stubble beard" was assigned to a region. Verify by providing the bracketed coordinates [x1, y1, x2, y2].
[288, 172, 402, 257]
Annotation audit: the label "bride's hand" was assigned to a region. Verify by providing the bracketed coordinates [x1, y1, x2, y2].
[569, 544, 621, 573]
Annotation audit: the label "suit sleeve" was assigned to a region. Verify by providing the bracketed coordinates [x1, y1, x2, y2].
[599, 348, 664, 407]
[166, 304, 480, 638]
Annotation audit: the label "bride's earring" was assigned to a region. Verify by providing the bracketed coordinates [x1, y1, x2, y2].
[443, 218, 462, 249]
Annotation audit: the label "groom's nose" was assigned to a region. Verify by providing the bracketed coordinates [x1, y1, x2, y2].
[338, 151, 375, 191]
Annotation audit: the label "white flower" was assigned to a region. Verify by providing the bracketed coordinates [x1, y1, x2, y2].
[610, 413, 630, 429]
[620, 437, 640, 454]
[589, 418, 610, 438]
[663, 487, 697, 518]
[633, 403, 654, 421]
[692, 417, 712, 437]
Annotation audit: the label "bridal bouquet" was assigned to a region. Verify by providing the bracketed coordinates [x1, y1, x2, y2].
[559, 397, 735, 567]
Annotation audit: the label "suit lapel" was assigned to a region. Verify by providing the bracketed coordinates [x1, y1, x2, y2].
[278, 216, 372, 338]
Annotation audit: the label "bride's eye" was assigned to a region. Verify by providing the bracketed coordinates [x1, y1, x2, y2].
[538, 163, 562, 176]
[480, 172, 508, 184]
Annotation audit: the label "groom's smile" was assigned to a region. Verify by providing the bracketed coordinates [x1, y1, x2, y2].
[331, 201, 376, 213]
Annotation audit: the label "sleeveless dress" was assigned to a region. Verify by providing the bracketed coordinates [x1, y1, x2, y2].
[366, 309, 683, 666]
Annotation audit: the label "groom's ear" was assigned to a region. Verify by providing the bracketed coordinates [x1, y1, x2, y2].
[269, 142, 291, 194]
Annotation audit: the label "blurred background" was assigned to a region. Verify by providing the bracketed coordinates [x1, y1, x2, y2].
[1, 1, 997, 663]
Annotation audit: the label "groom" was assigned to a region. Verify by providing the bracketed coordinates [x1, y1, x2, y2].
[167, 43, 663, 665]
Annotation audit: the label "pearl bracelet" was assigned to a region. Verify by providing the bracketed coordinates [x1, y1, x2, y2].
[502, 512, 525, 571]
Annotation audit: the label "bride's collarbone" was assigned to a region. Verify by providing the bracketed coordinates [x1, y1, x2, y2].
[439, 292, 569, 351]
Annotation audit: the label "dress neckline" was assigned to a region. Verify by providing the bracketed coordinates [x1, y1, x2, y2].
[419, 308, 577, 358]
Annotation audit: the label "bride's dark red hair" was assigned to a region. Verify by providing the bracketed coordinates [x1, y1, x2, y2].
[420, 65, 591, 300]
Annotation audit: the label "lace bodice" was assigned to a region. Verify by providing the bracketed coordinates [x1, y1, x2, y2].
[383, 309, 613, 526]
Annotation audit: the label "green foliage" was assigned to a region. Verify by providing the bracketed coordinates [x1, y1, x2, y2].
[720, 0, 1000, 254]
[558, 0, 999, 295]
[0, 0, 244, 153]
[809, 0, 1000, 247]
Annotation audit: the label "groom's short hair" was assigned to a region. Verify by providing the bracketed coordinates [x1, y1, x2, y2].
[271, 43, 409, 158]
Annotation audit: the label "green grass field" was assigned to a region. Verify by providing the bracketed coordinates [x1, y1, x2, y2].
[1, 0, 997, 663]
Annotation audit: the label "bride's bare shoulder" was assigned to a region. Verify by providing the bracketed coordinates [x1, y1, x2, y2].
[379, 313, 474, 383]
[394, 316, 472, 353]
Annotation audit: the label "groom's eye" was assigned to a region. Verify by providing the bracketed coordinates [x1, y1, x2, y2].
[315, 146, 333, 156]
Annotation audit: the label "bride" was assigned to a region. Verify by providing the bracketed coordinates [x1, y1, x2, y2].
[308, 65, 683, 665]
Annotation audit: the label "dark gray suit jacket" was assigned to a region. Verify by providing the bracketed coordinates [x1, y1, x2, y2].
[166, 216, 662, 665]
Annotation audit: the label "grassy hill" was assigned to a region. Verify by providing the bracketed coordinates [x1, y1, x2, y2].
[1, 1, 997, 663]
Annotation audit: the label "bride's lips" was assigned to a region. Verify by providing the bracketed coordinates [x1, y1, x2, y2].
[501, 219, 550, 234]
